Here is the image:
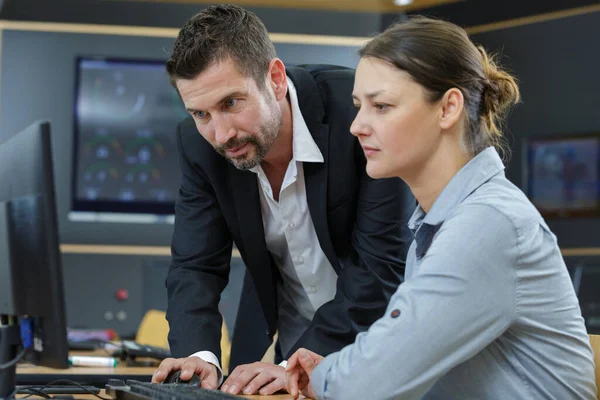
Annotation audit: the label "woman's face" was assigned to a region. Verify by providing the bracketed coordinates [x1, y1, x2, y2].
[350, 57, 443, 180]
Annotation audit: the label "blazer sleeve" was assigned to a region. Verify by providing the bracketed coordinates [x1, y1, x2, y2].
[165, 123, 233, 360]
[286, 154, 412, 358]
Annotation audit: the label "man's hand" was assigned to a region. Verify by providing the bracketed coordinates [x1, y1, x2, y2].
[152, 357, 219, 389]
[221, 362, 287, 395]
[285, 348, 324, 399]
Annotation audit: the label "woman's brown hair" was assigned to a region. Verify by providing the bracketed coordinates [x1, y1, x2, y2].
[360, 17, 520, 158]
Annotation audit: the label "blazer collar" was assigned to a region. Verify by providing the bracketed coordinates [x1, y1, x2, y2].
[286, 66, 326, 142]
[286, 67, 339, 273]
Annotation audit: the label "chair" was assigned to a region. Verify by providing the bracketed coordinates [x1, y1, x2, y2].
[590, 334, 600, 397]
[135, 309, 232, 374]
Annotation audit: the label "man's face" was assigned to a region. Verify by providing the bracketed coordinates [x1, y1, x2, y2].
[176, 58, 282, 170]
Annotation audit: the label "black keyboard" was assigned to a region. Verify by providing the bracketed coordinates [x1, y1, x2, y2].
[106, 379, 240, 400]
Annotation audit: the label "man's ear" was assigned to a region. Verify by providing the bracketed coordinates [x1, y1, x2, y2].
[439, 88, 464, 130]
[266, 58, 287, 101]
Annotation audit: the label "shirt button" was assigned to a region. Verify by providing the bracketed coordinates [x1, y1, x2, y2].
[288, 222, 295, 228]
[308, 286, 317, 294]
[296, 256, 304, 264]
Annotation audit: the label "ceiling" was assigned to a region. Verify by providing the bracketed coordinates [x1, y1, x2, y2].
[123, 0, 462, 13]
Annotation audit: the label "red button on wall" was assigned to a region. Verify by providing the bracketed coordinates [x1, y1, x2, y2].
[115, 288, 129, 301]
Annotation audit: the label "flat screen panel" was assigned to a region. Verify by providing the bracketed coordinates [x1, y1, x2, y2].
[72, 57, 186, 216]
[525, 134, 600, 218]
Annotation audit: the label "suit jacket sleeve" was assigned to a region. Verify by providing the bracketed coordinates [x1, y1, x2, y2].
[286, 152, 412, 358]
[165, 123, 232, 360]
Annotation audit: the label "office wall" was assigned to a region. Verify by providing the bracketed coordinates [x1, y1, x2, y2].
[472, 10, 600, 249]
[0, 27, 361, 336]
[0, 0, 382, 37]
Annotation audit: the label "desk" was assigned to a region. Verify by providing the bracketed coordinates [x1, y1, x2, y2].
[16, 364, 296, 399]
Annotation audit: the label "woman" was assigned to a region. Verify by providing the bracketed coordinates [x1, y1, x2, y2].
[285, 17, 597, 400]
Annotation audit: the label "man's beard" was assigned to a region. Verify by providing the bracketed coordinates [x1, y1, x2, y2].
[215, 100, 282, 170]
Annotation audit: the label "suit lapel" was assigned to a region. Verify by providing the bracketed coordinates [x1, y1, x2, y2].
[287, 66, 341, 274]
[303, 126, 341, 274]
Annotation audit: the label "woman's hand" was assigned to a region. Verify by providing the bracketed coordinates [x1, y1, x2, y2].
[284, 348, 324, 399]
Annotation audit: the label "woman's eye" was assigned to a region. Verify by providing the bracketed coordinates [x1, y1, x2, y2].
[353, 104, 361, 110]
[374, 104, 389, 111]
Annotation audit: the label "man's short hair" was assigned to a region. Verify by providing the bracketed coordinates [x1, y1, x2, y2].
[166, 4, 277, 89]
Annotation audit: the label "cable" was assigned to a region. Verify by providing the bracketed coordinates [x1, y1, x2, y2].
[18, 379, 111, 400]
[0, 346, 28, 369]
[20, 387, 52, 399]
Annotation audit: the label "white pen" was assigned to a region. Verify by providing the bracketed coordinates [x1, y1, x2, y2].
[68, 355, 118, 367]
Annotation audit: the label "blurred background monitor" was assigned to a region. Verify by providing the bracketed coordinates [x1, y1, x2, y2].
[0, 121, 69, 396]
[524, 134, 600, 218]
[70, 57, 187, 224]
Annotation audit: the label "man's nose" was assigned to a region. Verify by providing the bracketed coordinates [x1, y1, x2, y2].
[214, 115, 237, 145]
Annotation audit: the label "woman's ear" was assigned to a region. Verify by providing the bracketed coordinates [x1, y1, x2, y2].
[439, 88, 464, 130]
[266, 58, 288, 101]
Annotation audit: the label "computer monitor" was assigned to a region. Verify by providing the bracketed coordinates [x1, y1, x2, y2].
[524, 133, 600, 218]
[70, 57, 186, 223]
[0, 121, 69, 398]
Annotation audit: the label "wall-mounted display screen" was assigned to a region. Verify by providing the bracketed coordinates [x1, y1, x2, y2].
[525, 134, 599, 218]
[72, 57, 187, 218]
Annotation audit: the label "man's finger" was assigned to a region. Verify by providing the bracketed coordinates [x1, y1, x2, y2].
[199, 368, 219, 390]
[151, 358, 179, 383]
[180, 358, 202, 380]
[196, 361, 218, 389]
[224, 365, 262, 394]
[221, 364, 247, 392]
[243, 372, 276, 395]
[259, 378, 285, 395]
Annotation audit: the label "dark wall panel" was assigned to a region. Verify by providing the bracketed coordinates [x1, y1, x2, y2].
[0, 0, 382, 37]
[472, 11, 600, 248]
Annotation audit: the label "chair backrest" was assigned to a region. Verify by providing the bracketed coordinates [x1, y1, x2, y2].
[589, 334, 600, 398]
[136, 309, 170, 348]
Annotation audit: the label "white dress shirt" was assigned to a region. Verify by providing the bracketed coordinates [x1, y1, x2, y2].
[191, 79, 338, 379]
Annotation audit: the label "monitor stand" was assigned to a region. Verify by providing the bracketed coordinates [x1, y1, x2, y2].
[0, 322, 21, 400]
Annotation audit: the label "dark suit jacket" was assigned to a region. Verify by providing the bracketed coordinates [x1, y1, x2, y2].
[166, 65, 414, 370]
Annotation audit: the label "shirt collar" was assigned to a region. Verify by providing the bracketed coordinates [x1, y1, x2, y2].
[249, 79, 323, 175]
[287, 79, 324, 163]
[408, 147, 505, 231]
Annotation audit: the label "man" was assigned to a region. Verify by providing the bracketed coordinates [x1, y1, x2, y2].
[152, 4, 412, 396]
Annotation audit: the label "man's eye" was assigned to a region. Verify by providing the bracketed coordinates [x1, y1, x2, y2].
[225, 99, 238, 108]
[194, 111, 207, 119]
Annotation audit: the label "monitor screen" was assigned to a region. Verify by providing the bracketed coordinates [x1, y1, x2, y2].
[525, 134, 600, 217]
[0, 121, 69, 397]
[71, 57, 187, 219]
